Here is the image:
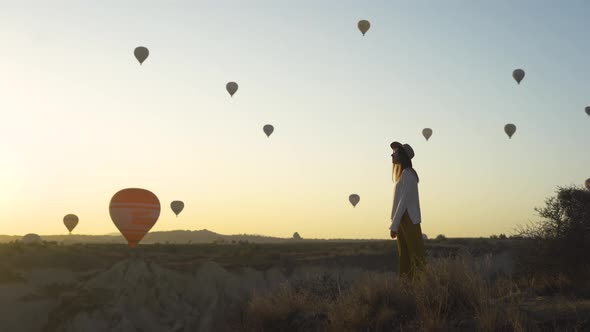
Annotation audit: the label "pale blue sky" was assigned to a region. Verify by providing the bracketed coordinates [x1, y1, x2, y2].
[0, 1, 588, 238]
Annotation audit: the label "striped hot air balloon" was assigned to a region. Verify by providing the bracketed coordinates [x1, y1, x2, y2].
[109, 188, 160, 248]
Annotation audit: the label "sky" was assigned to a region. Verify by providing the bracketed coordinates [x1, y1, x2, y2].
[0, 0, 589, 239]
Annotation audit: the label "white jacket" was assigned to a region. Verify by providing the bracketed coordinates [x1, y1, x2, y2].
[389, 168, 421, 232]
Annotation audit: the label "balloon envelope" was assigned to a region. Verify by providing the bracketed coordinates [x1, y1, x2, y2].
[109, 188, 160, 248]
[585, 178, 590, 190]
[170, 201, 184, 217]
[585, 106, 590, 116]
[63, 214, 79, 234]
[358, 20, 370, 36]
[263, 124, 274, 137]
[226, 82, 238, 97]
[512, 69, 525, 84]
[134, 46, 149, 65]
[504, 124, 516, 139]
[349, 194, 360, 207]
[422, 128, 433, 141]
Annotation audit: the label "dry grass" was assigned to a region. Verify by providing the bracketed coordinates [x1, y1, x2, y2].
[243, 282, 331, 331]
[381, 252, 528, 331]
[329, 273, 416, 331]
[241, 250, 589, 332]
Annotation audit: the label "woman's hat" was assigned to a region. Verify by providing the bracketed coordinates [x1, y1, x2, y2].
[390, 141, 415, 159]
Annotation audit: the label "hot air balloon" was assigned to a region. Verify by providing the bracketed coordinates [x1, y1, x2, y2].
[422, 128, 433, 141]
[349, 194, 360, 207]
[226, 82, 238, 97]
[585, 106, 590, 116]
[263, 124, 274, 137]
[109, 188, 160, 248]
[585, 178, 590, 190]
[358, 20, 370, 36]
[21, 233, 42, 244]
[504, 124, 516, 139]
[512, 69, 525, 84]
[170, 201, 184, 217]
[134, 46, 149, 65]
[63, 214, 79, 234]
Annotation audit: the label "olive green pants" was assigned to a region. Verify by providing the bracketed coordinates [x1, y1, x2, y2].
[396, 210, 426, 280]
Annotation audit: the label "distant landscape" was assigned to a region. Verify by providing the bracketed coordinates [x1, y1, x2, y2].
[0, 229, 392, 245]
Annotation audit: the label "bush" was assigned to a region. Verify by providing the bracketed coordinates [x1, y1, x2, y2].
[515, 185, 590, 273]
[435, 234, 446, 241]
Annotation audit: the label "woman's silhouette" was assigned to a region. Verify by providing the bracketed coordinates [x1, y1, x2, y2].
[389, 141, 426, 280]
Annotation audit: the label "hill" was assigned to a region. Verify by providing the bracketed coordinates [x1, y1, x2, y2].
[0, 229, 383, 244]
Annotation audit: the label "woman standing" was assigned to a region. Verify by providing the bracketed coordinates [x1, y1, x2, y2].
[389, 141, 426, 280]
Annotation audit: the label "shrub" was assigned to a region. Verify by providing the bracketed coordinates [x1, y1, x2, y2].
[435, 234, 446, 241]
[514, 185, 590, 273]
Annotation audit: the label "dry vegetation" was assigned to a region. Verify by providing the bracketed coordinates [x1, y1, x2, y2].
[242, 250, 590, 332]
[1, 237, 589, 331]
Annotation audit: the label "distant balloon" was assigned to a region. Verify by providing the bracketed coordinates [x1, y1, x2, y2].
[504, 124, 517, 139]
[358, 20, 370, 36]
[512, 69, 525, 84]
[226, 82, 238, 97]
[63, 214, 79, 234]
[22, 233, 42, 244]
[134, 46, 149, 65]
[585, 178, 590, 190]
[109, 188, 161, 248]
[422, 128, 433, 141]
[349, 194, 360, 207]
[263, 124, 274, 137]
[585, 106, 590, 116]
[170, 201, 184, 217]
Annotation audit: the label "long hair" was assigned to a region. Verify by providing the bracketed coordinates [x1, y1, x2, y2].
[392, 149, 419, 183]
